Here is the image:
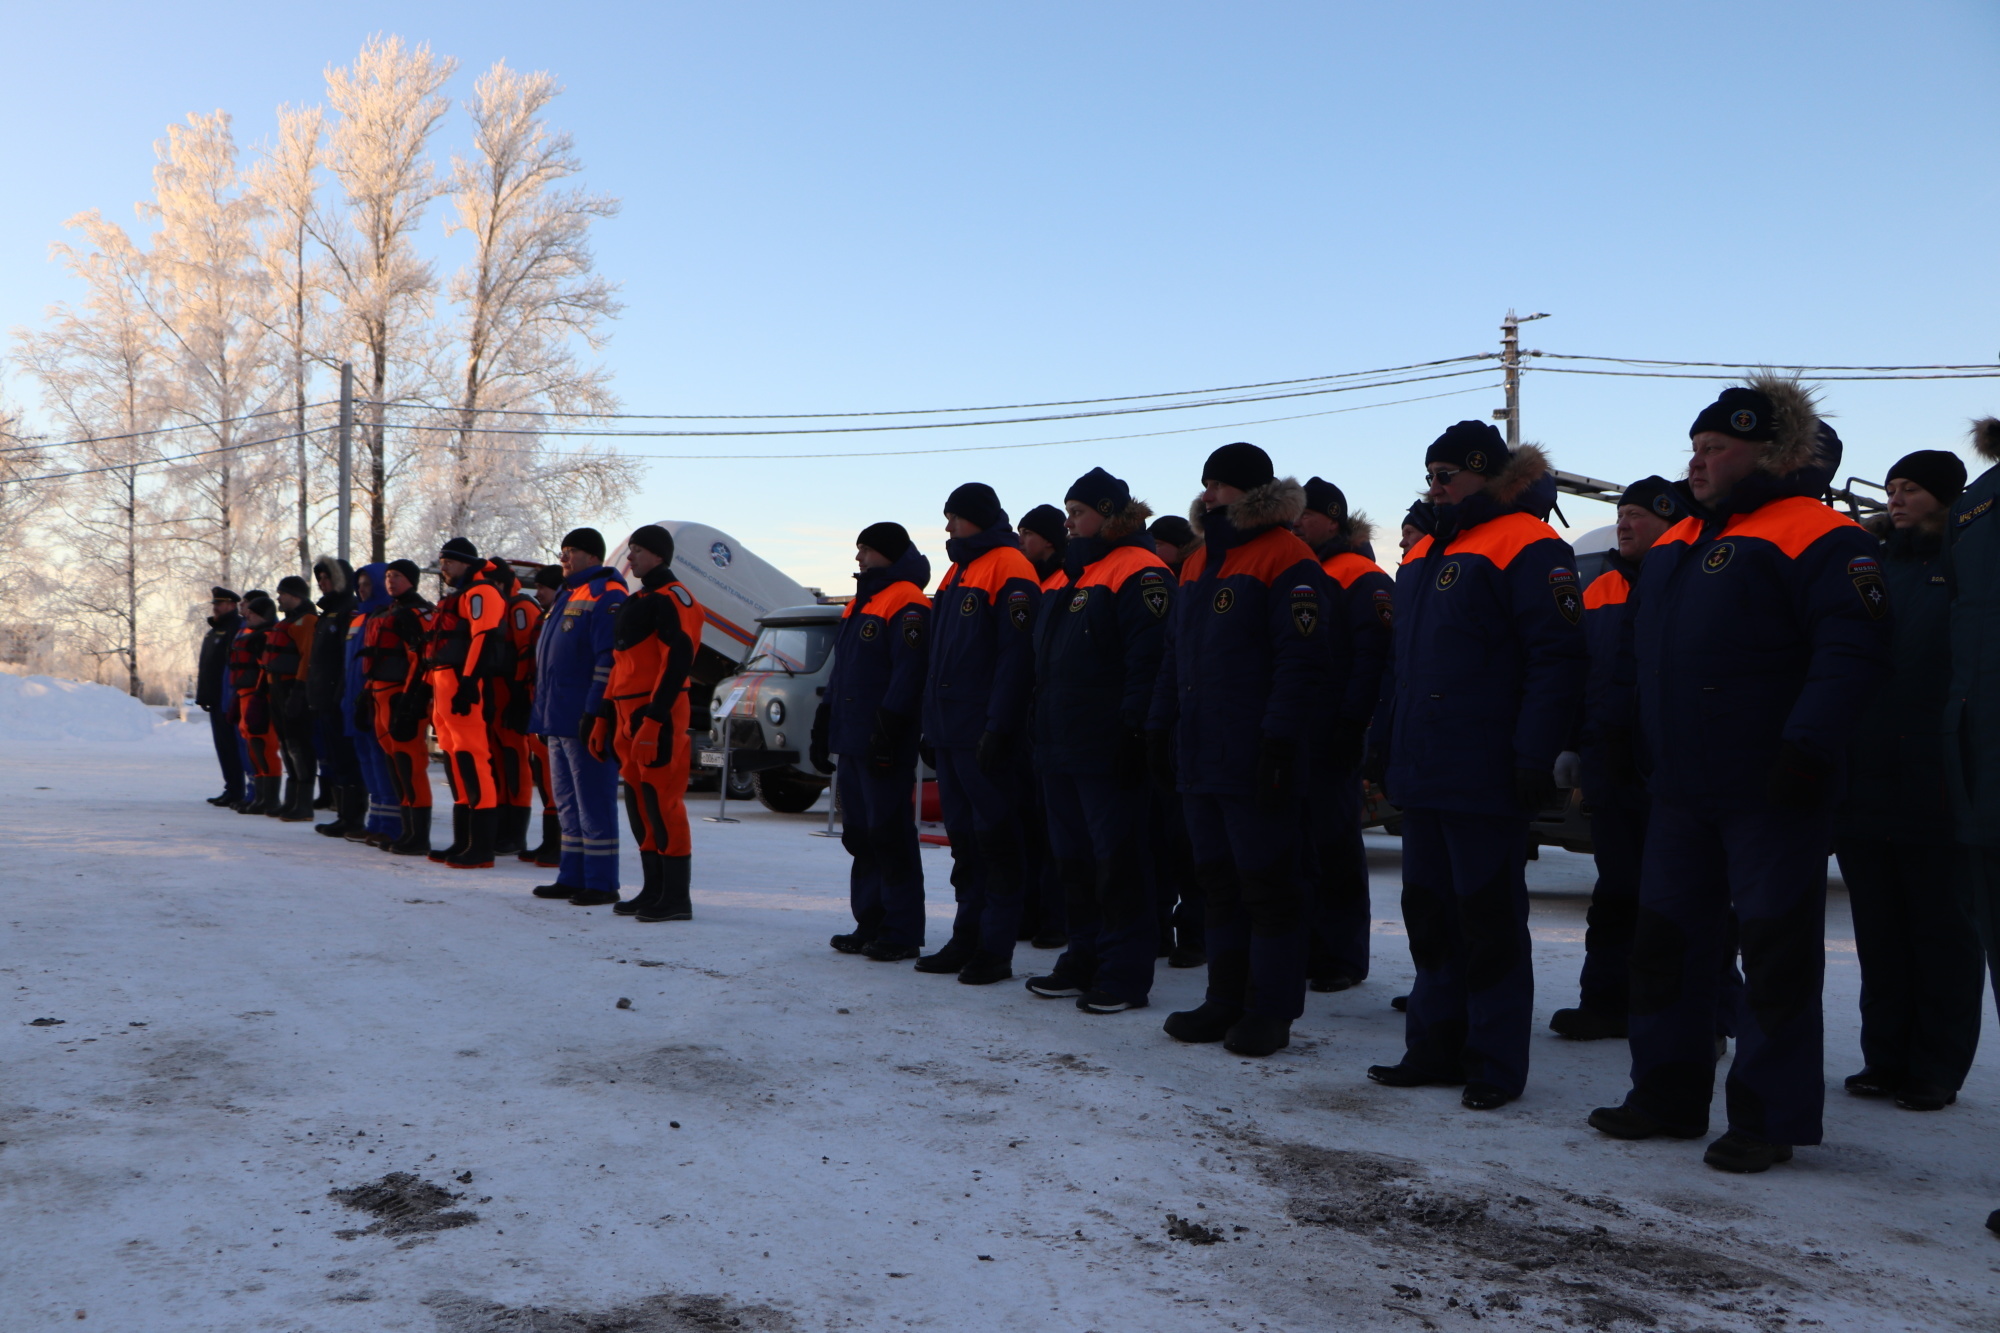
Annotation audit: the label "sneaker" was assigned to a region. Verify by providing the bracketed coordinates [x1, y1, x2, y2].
[1587, 1102, 1704, 1140]
[1550, 1006, 1628, 1040]
[861, 940, 920, 962]
[1894, 1082, 1956, 1112]
[568, 888, 621, 907]
[1222, 1014, 1290, 1057]
[1844, 1067, 1901, 1097]
[1025, 973, 1088, 999]
[532, 883, 583, 899]
[1703, 1131, 1792, 1174]
[1167, 945, 1207, 969]
[1462, 1082, 1513, 1111]
[957, 956, 1013, 986]
[1309, 972, 1360, 994]
[829, 932, 872, 955]
[1077, 991, 1147, 1014]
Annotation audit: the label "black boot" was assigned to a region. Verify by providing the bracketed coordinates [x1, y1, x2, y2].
[1703, 1131, 1794, 1174]
[315, 776, 335, 810]
[429, 804, 470, 863]
[1164, 947, 1247, 1043]
[390, 805, 433, 856]
[238, 777, 271, 814]
[616, 851, 663, 916]
[914, 932, 976, 974]
[493, 806, 529, 856]
[448, 807, 497, 868]
[265, 774, 292, 817]
[520, 809, 560, 864]
[207, 788, 237, 807]
[1550, 1006, 1628, 1040]
[317, 786, 362, 837]
[280, 776, 316, 822]
[1223, 1013, 1292, 1057]
[637, 855, 692, 922]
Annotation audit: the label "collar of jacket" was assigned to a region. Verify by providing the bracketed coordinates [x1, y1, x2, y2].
[352, 562, 391, 616]
[394, 589, 426, 609]
[638, 563, 676, 591]
[1433, 472, 1558, 548]
[1885, 524, 1944, 561]
[1677, 458, 1835, 536]
[945, 523, 1022, 568]
[1604, 549, 1642, 583]
[207, 611, 241, 631]
[563, 564, 620, 591]
[855, 547, 932, 602]
[317, 588, 356, 615]
[1063, 528, 1158, 579]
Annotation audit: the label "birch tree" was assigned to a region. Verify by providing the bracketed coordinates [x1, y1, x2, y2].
[422, 61, 626, 550]
[250, 103, 330, 578]
[14, 227, 172, 697]
[314, 34, 457, 561]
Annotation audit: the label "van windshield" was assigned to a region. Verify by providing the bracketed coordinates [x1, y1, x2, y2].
[742, 623, 835, 675]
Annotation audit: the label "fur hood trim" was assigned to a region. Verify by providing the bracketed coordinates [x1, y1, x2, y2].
[1344, 512, 1375, 549]
[1187, 476, 1306, 537]
[311, 555, 348, 594]
[1100, 498, 1155, 543]
[1746, 374, 1826, 477]
[1973, 417, 2000, 463]
[1487, 444, 1551, 508]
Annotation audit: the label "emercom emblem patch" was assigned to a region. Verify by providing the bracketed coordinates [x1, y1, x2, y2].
[1848, 555, 1888, 620]
[1290, 584, 1318, 637]
[1550, 566, 1581, 625]
[1138, 567, 1169, 619]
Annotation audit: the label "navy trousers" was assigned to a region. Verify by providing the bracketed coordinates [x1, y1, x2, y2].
[548, 734, 622, 893]
[1399, 808, 1535, 1097]
[934, 744, 1027, 963]
[1181, 792, 1309, 1023]
[1577, 802, 1647, 1015]
[1833, 838, 1984, 1092]
[1151, 787, 1203, 951]
[1626, 800, 1833, 1145]
[1043, 771, 1157, 1002]
[1307, 768, 1372, 984]
[311, 709, 361, 788]
[836, 755, 926, 949]
[207, 705, 244, 800]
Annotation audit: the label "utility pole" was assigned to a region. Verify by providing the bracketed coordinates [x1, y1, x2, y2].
[337, 362, 353, 566]
[1495, 309, 1551, 448]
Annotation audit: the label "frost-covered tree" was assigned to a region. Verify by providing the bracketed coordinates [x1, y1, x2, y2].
[314, 34, 457, 561]
[250, 103, 331, 578]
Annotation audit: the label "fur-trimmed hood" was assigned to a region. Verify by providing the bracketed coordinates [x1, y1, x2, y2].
[1973, 417, 2000, 463]
[1745, 374, 1830, 479]
[1315, 512, 1379, 563]
[1431, 445, 1557, 541]
[1187, 476, 1306, 539]
[1100, 498, 1154, 543]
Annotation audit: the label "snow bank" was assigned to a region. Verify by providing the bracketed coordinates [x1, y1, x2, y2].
[0, 672, 163, 742]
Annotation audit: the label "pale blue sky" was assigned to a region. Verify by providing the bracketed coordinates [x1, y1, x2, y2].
[4, 1, 1995, 588]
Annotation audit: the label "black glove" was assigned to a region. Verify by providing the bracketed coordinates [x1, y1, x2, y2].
[387, 691, 421, 743]
[502, 689, 532, 733]
[868, 708, 911, 774]
[1514, 766, 1558, 814]
[1327, 719, 1367, 776]
[1767, 740, 1833, 812]
[1602, 725, 1640, 788]
[1253, 735, 1296, 810]
[809, 702, 832, 775]
[1146, 728, 1176, 791]
[976, 728, 1012, 777]
[452, 678, 480, 716]
[1110, 727, 1149, 789]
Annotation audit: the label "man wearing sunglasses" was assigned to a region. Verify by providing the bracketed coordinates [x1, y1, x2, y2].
[1366, 421, 1586, 1111]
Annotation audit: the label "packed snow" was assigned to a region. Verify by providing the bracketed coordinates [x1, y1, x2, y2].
[3, 722, 1998, 1332]
[0, 671, 165, 743]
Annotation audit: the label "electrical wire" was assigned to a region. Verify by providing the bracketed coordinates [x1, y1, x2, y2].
[11, 427, 318, 484]
[1531, 352, 2000, 373]
[4, 400, 338, 457]
[1525, 365, 2000, 382]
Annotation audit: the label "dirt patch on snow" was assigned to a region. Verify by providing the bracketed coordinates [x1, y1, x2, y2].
[425, 1289, 797, 1332]
[330, 1172, 479, 1239]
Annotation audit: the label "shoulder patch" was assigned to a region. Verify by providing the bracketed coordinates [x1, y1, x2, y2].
[860, 620, 879, 641]
[902, 608, 924, 647]
[1007, 588, 1033, 631]
[1958, 494, 1994, 530]
[670, 584, 694, 607]
[1140, 569, 1169, 619]
[1849, 555, 1889, 620]
[1290, 584, 1319, 637]
[1372, 588, 1394, 627]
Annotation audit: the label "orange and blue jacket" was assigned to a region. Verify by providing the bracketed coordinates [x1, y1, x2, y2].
[1033, 533, 1172, 774]
[1376, 488, 1586, 816]
[1147, 506, 1327, 796]
[1576, 553, 1643, 808]
[530, 564, 628, 736]
[1314, 538, 1395, 739]
[826, 546, 932, 755]
[922, 526, 1041, 749]
[601, 564, 704, 732]
[426, 566, 508, 683]
[1618, 481, 1890, 810]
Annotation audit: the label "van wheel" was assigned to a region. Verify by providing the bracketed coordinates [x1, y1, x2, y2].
[754, 771, 824, 814]
[726, 765, 757, 801]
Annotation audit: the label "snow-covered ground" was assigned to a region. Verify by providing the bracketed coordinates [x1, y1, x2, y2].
[4, 722, 1998, 1332]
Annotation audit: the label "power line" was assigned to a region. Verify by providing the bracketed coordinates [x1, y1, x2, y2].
[3, 400, 338, 457]
[1525, 365, 2000, 382]
[1532, 352, 2000, 373]
[11, 427, 317, 484]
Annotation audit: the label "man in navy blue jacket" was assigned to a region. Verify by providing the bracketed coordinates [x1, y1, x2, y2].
[1024, 468, 1173, 1015]
[1550, 476, 1688, 1041]
[1590, 379, 1891, 1173]
[1148, 442, 1327, 1057]
[1366, 422, 1586, 1111]
[528, 527, 629, 907]
[816, 522, 933, 962]
[1298, 476, 1395, 993]
[917, 484, 1043, 985]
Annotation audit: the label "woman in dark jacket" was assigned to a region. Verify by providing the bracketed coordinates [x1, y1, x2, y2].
[1836, 449, 1982, 1113]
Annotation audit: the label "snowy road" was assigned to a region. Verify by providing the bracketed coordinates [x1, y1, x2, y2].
[4, 723, 1998, 1332]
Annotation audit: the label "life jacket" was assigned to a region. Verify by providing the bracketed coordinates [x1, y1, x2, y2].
[428, 570, 509, 677]
[363, 592, 434, 686]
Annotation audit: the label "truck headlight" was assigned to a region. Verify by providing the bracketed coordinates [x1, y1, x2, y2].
[765, 699, 785, 725]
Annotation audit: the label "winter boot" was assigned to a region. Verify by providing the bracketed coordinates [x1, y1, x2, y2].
[1550, 1006, 1627, 1040]
[207, 788, 237, 807]
[238, 777, 271, 815]
[615, 851, 663, 916]
[315, 786, 355, 837]
[448, 807, 497, 869]
[636, 856, 692, 922]
[829, 931, 874, 953]
[429, 804, 470, 863]
[1462, 1083, 1513, 1111]
[914, 932, 977, 975]
[1587, 1101, 1703, 1140]
[861, 940, 920, 962]
[315, 776, 335, 810]
[520, 809, 560, 864]
[533, 881, 584, 899]
[281, 776, 316, 822]
[1223, 1013, 1292, 1057]
[493, 805, 530, 857]
[1163, 948, 1249, 1043]
[390, 805, 433, 856]
[265, 775, 292, 817]
[957, 954, 1014, 986]
[1703, 1132, 1793, 1174]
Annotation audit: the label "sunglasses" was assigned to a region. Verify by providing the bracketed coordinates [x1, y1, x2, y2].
[1423, 467, 1462, 487]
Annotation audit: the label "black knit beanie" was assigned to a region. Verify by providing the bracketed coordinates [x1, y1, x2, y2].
[1302, 476, 1348, 523]
[1425, 421, 1508, 475]
[856, 521, 912, 562]
[1689, 387, 1778, 442]
[1201, 442, 1274, 491]
[1064, 467, 1130, 517]
[560, 527, 607, 560]
[385, 559, 422, 586]
[244, 593, 276, 621]
[1618, 476, 1689, 524]
[440, 536, 479, 563]
[1147, 514, 1195, 552]
[276, 575, 310, 600]
[944, 482, 1006, 530]
[1886, 450, 1968, 505]
[534, 563, 564, 590]
[1017, 504, 1068, 554]
[628, 525, 675, 563]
